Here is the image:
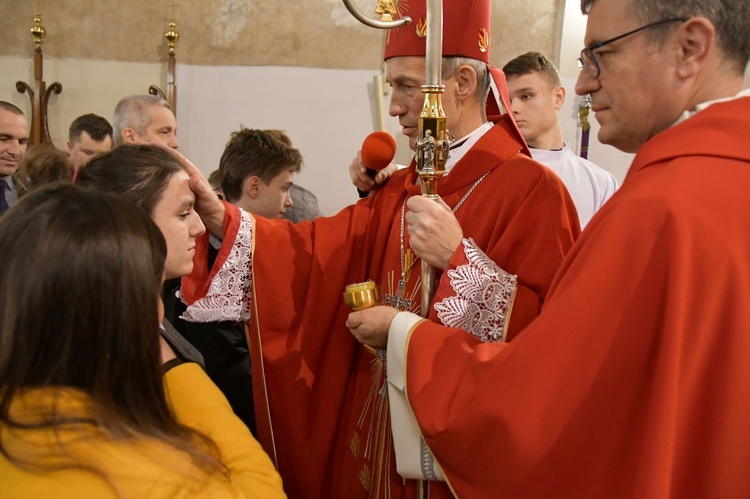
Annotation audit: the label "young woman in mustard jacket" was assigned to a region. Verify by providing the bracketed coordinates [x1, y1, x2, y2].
[0, 184, 286, 498]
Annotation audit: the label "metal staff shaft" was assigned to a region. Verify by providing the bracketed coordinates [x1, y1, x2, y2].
[416, 0, 448, 318]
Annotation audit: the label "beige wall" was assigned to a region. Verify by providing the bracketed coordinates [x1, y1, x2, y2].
[1, 56, 162, 147]
[1, 0, 562, 69]
[1, 0, 565, 214]
[0, 56, 394, 215]
[175, 64, 400, 215]
[3, 1, 748, 212]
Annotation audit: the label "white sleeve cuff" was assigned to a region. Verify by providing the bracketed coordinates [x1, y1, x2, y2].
[387, 312, 445, 482]
[386, 311, 422, 391]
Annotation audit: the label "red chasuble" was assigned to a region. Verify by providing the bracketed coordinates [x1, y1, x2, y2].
[183, 115, 578, 498]
[402, 97, 750, 498]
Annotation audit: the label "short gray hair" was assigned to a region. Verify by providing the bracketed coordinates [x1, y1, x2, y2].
[112, 95, 173, 146]
[442, 57, 491, 106]
[581, 0, 750, 73]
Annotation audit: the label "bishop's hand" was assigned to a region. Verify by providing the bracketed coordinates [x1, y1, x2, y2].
[346, 306, 399, 349]
[349, 150, 399, 194]
[405, 195, 464, 270]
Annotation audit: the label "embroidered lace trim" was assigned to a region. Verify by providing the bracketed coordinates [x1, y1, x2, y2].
[182, 209, 254, 323]
[434, 238, 517, 343]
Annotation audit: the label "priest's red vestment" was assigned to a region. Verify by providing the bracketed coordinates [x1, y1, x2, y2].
[398, 97, 750, 498]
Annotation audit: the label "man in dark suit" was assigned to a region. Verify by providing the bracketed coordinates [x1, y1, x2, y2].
[0, 102, 29, 216]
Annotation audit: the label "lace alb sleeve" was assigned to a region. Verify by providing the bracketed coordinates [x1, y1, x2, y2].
[434, 238, 517, 343]
[181, 209, 254, 323]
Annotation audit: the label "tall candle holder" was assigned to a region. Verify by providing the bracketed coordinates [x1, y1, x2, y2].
[16, 12, 62, 146]
[149, 9, 180, 115]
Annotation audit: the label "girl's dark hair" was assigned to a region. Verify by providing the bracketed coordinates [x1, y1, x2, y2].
[0, 184, 225, 486]
[76, 144, 183, 216]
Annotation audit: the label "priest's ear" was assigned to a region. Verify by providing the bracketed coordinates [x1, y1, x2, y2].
[673, 17, 715, 80]
[244, 176, 262, 199]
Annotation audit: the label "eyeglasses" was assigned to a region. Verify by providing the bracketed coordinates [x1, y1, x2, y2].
[578, 17, 688, 79]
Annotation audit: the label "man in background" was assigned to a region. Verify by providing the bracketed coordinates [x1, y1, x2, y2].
[67, 113, 113, 174]
[263, 130, 323, 222]
[219, 128, 303, 219]
[503, 51, 617, 228]
[113, 95, 179, 149]
[0, 102, 29, 215]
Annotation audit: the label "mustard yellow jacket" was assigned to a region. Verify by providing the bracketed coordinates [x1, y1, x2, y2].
[0, 363, 286, 498]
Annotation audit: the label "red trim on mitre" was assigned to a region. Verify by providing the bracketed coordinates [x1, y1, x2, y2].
[384, 0, 491, 63]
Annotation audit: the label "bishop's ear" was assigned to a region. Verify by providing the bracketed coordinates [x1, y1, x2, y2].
[454, 64, 479, 102]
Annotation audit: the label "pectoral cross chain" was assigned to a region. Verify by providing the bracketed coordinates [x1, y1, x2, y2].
[385, 246, 415, 311]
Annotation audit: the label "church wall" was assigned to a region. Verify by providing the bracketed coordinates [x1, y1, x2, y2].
[1, 0, 562, 215]
[3, 1, 747, 213]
